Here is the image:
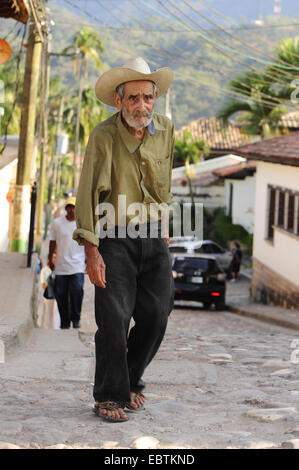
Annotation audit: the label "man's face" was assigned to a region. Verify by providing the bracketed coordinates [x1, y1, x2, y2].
[65, 204, 75, 220]
[114, 80, 156, 130]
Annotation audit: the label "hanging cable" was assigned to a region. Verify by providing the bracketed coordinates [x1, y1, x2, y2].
[154, 0, 299, 88]
[180, 0, 299, 74]
[60, 0, 293, 110]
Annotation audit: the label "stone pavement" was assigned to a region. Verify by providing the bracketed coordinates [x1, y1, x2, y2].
[0, 253, 299, 449]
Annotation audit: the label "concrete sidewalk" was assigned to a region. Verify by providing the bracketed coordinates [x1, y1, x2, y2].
[0, 252, 39, 357]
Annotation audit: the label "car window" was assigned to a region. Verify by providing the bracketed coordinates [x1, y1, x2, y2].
[207, 243, 223, 254]
[201, 244, 213, 254]
[173, 258, 210, 271]
[208, 260, 220, 274]
[169, 246, 187, 253]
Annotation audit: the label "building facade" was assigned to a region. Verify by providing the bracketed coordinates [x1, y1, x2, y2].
[236, 131, 299, 311]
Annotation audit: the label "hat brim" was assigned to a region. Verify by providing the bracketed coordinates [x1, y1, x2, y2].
[95, 67, 174, 106]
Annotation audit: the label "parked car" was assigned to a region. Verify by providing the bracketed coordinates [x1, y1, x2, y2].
[172, 254, 226, 310]
[169, 238, 233, 272]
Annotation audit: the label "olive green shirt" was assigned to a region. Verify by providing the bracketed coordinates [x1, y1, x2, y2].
[73, 111, 174, 246]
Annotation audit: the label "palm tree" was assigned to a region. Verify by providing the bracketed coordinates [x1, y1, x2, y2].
[63, 26, 103, 78]
[63, 87, 110, 149]
[217, 37, 299, 138]
[217, 71, 288, 138]
[174, 130, 210, 206]
[267, 36, 299, 100]
[63, 26, 104, 189]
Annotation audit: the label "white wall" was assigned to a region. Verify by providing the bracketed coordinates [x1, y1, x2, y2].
[172, 154, 246, 181]
[253, 161, 299, 288]
[225, 175, 256, 233]
[172, 154, 245, 211]
[0, 159, 17, 251]
[172, 183, 226, 211]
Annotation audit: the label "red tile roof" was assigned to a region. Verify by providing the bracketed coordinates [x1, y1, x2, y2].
[213, 160, 257, 177]
[234, 131, 299, 167]
[175, 117, 248, 150]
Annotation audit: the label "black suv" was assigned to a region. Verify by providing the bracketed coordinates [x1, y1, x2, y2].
[172, 255, 226, 310]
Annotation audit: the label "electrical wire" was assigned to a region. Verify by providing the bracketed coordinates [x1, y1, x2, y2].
[60, 0, 294, 110]
[180, 0, 299, 74]
[155, 0, 299, 85]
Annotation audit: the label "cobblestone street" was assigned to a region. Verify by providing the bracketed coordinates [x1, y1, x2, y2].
[0, 277, 299, 449]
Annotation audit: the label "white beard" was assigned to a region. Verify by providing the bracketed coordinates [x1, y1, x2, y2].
[122, 107, 154, 131]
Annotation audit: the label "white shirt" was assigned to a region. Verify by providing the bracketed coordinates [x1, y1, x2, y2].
[40, 265, 52, 286]
[49, 216, 86, 275]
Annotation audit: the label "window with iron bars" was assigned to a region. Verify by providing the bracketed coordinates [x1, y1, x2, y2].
[267, 185, 299, 240]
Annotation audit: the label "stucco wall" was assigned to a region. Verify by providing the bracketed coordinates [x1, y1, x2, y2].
[0, 159, 17, 252]
[253, 161, 299, 289]
[225, 175, 256, 233]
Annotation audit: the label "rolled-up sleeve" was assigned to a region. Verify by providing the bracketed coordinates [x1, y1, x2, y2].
[73, 126, 112, 246]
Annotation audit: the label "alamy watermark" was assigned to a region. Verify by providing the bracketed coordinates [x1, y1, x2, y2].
[0, 339, 4, 364]
[94, 196, 203, 240]
[290, 79, 299, 105]
[290, 339, 299, 364]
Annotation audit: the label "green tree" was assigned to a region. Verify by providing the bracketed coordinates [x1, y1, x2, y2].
[267, 36, 299, 101]
[174, 130, 210, 205]
[63, 87, 110, 149]
[0, 53, 24, 141]
[63, 26, 104, 189]
[63, 26, 103, 78]
[217, 71, 288, 138]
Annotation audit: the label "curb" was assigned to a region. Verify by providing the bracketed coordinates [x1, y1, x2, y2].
[228, 304, 299, 331]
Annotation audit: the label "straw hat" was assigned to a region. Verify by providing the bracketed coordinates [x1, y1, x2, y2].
[64, 196, 76, 207]
[95, 57, 173, 107]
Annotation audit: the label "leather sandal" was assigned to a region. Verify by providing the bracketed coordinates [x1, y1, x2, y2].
[93, 401, 128, 422]
[126, 392, 146, 412]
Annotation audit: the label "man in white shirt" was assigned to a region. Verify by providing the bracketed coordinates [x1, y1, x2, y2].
[49, 197, 86, 329]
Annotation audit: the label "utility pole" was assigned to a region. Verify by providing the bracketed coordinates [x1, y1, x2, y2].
[36, 22, 49, 252]
[51, 95, 65, 203]
[73, 50, 83, 193]
[165, 88, 172, 120]
[11, 15, 42, 252]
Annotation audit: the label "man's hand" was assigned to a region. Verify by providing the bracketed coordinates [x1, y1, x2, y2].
[161, 215, 170, 246]
[84, 240, 106, 288]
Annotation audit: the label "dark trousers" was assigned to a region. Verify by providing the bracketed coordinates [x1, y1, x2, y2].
[93, 233, 174, 407]
[54, 273, 84, 328]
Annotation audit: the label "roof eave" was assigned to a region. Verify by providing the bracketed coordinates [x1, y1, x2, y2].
[235, 151, 299, 167]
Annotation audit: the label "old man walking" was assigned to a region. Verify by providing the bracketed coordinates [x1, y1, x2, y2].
[73, 57, 174, 422]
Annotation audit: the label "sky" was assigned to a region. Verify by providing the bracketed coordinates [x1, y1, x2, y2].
[51, 0, 299, 27]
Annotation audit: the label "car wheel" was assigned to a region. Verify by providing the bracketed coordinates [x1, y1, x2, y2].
[203, 302, 212, 309]
[215, 296, 225, 311]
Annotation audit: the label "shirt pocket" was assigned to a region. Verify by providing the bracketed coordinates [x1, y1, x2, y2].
[153, 155, 170, 186]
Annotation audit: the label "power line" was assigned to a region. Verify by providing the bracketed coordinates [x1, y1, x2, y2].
[59, 0, 294, 110]
[180, 0, 298, 73]
[154, 0, 299, 86]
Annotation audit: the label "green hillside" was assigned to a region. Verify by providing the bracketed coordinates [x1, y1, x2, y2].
[1, 3, 299, 129]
